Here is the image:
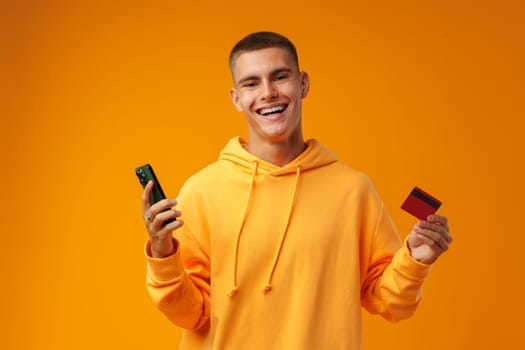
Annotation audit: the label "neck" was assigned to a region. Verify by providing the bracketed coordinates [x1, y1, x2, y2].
[245, 134, 306, 167]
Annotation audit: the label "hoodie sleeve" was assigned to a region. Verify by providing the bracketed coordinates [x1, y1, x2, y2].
[145, 178, 211, 331]
[360, 194, 432, 322]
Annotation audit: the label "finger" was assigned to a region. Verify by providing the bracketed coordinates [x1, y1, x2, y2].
[419, 220, 448, 235]
[160, 218, 184, 233]
[153, 208, 181, 228]
[149, 199, 178, 219]
[419, 219, 452, 242]
[413, 231, 447, 257]
[415, 221, 449, 247]
[149, 204, 180, 232]
[427, 215, 449, 229]
[142, 181, 154, 214]
[151, 217, 184, 241]
[414, 225, 450, 251]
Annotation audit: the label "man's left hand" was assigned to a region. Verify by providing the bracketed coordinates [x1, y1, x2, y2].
[407, 215, 452, 264]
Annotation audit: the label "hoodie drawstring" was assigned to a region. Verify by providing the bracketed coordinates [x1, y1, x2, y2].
[263, 165, 301, 294]
[228, 161, 258, 297]
[228, 163, 302, 297]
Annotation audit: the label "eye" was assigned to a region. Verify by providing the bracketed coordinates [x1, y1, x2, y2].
[241, 81, 257, 88]
[275, 74, 288, 81]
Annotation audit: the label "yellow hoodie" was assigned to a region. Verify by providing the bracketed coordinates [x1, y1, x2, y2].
[145, 137, 432, 349]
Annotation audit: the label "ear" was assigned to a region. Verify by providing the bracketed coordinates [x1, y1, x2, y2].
[300, 71, 310, 98]
[230, 88, 243, 112]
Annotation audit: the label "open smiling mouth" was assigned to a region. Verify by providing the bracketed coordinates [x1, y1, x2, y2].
[256, 104, 288, 117]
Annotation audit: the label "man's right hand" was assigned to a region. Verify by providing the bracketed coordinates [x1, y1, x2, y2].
[142, 180, 184, 258]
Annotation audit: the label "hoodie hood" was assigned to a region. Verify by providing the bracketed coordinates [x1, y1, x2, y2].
[218, 137, 338, 297]
[219, 137, 339, 176]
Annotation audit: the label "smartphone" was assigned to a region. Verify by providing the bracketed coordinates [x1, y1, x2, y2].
[135, 163, 176, 224]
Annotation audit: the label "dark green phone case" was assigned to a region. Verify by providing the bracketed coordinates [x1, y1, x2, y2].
[135, 163, 167, 205]
[135, 164, 176, 225]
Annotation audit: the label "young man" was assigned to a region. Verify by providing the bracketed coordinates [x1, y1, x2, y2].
[141, 32, 451, 349]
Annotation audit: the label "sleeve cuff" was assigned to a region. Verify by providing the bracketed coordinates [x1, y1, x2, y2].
[394, 237, 433, 279]
[144, 239, 185, 283]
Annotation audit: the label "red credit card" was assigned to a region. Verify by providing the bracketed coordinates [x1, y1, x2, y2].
[401, 186, 442, 220]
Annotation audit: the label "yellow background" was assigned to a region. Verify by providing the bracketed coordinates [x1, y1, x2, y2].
[2, 1, 524, 349]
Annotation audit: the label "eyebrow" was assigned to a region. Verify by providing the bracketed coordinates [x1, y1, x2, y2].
[237, 67, 293, 85]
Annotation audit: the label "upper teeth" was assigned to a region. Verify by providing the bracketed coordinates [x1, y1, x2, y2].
[260, 105, 285, 115]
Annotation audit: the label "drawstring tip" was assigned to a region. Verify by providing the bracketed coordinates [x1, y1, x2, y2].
[228, 286, 239, 297]
[263, 284, 272, 293]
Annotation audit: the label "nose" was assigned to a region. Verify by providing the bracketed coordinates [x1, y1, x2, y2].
[261, 80, 278, 101]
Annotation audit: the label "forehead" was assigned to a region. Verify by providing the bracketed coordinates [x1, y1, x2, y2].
[231, 47, 298, 80]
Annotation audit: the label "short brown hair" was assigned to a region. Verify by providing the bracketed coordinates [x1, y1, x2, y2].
[229, 31, 299, 71]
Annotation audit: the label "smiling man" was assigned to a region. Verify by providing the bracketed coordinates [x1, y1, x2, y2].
[141, 32, 452, 349]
